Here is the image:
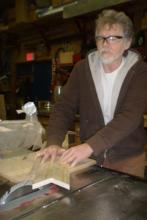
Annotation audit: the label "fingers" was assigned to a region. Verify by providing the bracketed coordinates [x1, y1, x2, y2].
[61, 148, 74, 161]
[60, 148, 79, 166]
[50, 148, 59, 163]
[61, 153, 77, 165]
[36, 148, 49, 162]
[60, 143, 93, 166]
[36, 145, 65, 163]
[42, 151, 52, 163]
[70, 159, 78, 167]
[36, 144, 92, 167]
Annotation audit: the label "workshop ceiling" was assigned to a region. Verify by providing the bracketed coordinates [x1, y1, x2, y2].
[0, 0, 146, 50]
[0, 0, 50, 13]
[63, 0, 132, 18]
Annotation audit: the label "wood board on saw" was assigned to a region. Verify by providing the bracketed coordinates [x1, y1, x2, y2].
[0, 153, 96, 189]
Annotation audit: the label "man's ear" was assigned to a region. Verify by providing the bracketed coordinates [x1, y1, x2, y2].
[125, 39, 132, 50]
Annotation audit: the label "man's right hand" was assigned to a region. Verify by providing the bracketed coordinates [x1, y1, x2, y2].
[37, 145, 65, 163]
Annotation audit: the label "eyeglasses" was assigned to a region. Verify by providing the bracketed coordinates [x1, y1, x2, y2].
[95, 35, 124, 44]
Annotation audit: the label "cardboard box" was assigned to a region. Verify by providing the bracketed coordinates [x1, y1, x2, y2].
[59, 51, 74, 64]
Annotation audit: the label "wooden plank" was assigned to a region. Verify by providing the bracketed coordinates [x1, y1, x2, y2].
[0, 153, 96, 189]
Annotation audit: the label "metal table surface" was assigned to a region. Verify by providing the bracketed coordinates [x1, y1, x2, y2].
[0, 166, 147, 220]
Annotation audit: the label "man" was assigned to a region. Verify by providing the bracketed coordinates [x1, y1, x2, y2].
[38, 9, 147, 177]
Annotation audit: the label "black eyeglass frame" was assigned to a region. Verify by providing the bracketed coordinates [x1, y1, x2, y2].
[95, 35, 125, 43]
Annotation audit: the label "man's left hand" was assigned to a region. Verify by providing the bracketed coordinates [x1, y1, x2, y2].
[60, 143, 93, 167]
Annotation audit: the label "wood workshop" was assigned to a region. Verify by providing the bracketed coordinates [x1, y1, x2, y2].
[0, 0, 147, 219]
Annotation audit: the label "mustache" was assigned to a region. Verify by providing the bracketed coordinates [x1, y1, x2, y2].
[99, 49, 111, 53]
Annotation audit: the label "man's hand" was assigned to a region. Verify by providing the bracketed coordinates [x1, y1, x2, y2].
[37, 145, 65, 163]
[60, 143, 93, 167]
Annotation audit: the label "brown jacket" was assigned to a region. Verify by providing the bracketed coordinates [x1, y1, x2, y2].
[48, 50, 147, 164]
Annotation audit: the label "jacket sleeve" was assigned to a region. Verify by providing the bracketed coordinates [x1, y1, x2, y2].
[86, 63, 147, 156]
[47, 63, 80, 146]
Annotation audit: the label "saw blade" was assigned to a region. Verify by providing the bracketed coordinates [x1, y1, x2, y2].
[0, 155, 42, 206]
[0, 181, 32, 205]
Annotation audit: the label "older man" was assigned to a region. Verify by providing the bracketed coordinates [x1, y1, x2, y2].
[39, 10, 147, 177]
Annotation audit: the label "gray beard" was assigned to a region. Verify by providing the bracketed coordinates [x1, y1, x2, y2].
[100, 56, 116, 64]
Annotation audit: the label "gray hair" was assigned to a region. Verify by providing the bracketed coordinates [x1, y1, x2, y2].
[95, 9, 134, 40]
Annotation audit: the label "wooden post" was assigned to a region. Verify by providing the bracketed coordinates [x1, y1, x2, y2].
[0, 95, 6, 120]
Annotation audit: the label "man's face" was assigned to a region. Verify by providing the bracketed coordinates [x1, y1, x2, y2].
[96, 24, 131, 64]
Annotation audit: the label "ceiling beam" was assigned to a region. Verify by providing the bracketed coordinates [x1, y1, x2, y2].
[63, 0, 132, 18]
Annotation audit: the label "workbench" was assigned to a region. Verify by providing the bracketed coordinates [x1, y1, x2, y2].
[0, 166, 147, 220]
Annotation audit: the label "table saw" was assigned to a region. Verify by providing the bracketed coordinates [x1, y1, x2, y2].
[0, 165, 147, 220]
